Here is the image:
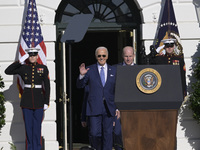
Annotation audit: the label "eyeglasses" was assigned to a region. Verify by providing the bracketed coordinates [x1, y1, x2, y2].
[97, 55, 106, 58]
[165, 43, 174, 48]
[29, 52, 38, 57]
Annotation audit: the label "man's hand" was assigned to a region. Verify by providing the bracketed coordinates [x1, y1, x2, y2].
[115, 109, 120, 119]
[20, 53, 29, 63]
[81, 121, 87, 127]
[43, 104, 48, 111]
[79, 63, 89, 75]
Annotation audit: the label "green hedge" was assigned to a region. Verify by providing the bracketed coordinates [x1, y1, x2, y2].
[189, 57, 200, 123]
[0, 75, 5, 134]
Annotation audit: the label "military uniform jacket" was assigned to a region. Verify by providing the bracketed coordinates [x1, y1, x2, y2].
[5, 61, 50, 109]
[151, 54, 186, 96]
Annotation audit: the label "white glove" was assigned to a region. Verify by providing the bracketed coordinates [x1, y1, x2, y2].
[19, 53, 29, 63]
[43, 104, 49, 110]
[156, 45, 165, 55]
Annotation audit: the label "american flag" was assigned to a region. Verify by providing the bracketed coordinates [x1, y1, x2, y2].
[17, 0, 47, 97]
[153, 0, 183, 56]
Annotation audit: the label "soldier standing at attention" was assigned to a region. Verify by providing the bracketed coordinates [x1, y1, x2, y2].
[5, 48, 50, 150]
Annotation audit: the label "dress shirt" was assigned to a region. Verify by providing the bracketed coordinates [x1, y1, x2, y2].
[122, 62, 135, 66]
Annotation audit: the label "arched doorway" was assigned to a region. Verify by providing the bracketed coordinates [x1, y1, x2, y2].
[55, 0, 142, 147]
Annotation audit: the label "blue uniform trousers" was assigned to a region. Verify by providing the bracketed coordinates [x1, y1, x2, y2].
[22, 108, 44, 150]
[89, 104, 114, 150]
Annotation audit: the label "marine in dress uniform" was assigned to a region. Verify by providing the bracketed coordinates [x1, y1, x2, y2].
[5, 48, 50, 150]
[151, 38, 187, 97]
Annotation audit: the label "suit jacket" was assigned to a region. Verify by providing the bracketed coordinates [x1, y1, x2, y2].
[81, 85, 89, 121]
[5, 61, 50, 109]
[77, 63, 116, 116]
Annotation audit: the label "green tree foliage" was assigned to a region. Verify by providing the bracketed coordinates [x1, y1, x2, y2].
[0, 75, 5, 133]
[9, 142, 17, 150]
[189, 58, 200, 123]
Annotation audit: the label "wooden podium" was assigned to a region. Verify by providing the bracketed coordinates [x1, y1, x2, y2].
[115, 65, 184, 150]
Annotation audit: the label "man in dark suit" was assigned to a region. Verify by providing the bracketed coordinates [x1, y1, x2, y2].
[77, 46, 119, 150]
[5, 48, 50, 150]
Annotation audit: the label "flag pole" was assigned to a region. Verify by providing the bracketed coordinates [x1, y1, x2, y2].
[67, 41, 73, 150]
[62, 30, 68, 150]
[167, 0, 171, 38]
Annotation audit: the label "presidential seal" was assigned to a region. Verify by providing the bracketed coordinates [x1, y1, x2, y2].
[136, 68, 162, 94]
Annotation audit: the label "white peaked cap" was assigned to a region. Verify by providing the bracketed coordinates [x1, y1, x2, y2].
[161, 38, 176, 44]
[25, 48, 40, 53]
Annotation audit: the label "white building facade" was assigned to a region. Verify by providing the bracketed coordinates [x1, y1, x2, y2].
[0, 0, 200, 150]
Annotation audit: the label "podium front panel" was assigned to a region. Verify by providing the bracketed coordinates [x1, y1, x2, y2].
[114, 65, 183, 110]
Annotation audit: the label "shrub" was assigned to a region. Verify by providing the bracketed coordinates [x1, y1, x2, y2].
[189, 57, 200, 123]
[0, 75, 5, 133]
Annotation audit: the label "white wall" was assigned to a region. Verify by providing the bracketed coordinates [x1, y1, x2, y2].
[138, 0, 200, 149]
[0, 0, 61, 149]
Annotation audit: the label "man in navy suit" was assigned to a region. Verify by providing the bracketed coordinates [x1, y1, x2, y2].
[77, 46, 120, 150]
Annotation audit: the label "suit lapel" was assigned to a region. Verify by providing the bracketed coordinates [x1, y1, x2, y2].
[105, 65, 112, 87]
[95, 64, 103, 86]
